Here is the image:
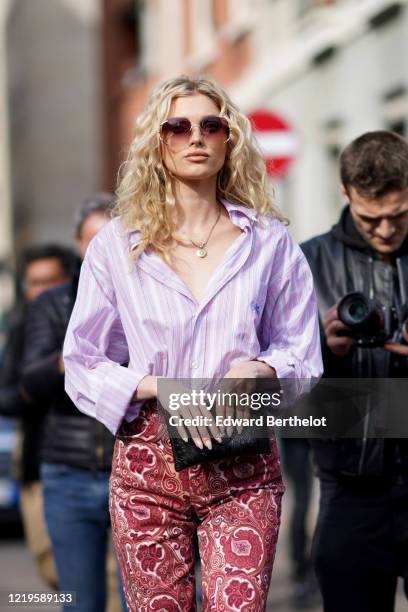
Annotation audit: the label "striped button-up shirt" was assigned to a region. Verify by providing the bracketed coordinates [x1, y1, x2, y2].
[63, 199, 323, 434]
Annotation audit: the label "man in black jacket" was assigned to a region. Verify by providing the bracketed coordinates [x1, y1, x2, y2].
[22, 194, 127, 612]
[0, 244, 76, 587]
[302, 131, 408, 612]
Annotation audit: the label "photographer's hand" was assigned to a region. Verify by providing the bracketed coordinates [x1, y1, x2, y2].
[384, 342, 408, 356]
[384, 325, 408, 356]
[323, 304, 355, 357]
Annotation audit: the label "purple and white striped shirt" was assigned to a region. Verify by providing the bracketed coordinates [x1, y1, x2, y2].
[63, 199, 323, 435]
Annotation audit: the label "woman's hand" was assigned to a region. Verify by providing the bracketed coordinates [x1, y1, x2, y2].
[163, 383, 222, 449]
[133, 376, 158, 401]
[224, 360, 277, 380]
[135, 377, 222, 449]
[217, 360, 276, 435]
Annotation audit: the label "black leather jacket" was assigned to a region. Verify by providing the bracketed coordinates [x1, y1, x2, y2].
[301, 206, 408, 479]
[22, 274, 115, 471]
[0, 310, 45, 483]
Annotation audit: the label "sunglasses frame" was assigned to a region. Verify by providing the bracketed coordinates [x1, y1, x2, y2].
[159, 115, 231, 145]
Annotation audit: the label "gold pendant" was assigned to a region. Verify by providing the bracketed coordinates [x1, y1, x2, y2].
[196, 248, 207, 258]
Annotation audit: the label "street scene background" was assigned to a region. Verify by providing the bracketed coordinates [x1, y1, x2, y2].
[1, 0, 408, 610]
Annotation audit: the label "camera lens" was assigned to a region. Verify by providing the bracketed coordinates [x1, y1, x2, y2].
[348, 300, 369, 324]
[338, 292, 372, 328]
[338, 292, 389, 346]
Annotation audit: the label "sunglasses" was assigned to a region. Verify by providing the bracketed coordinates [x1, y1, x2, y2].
[159, 115, 230, 146]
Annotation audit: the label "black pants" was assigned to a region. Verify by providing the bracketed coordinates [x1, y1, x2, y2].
[281, 438, 313, 578]
[312, 477, 408, 612]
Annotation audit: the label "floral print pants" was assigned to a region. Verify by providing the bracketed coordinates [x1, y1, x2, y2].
[109, 405, 285, 612]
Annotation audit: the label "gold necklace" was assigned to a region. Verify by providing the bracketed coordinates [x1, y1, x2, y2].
[187, 204, 222, 258]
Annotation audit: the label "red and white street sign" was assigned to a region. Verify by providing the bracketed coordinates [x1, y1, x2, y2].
[247, 110, 298, 178]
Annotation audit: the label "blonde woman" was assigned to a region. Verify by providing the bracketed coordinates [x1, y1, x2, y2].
[63, 76, 322, 611]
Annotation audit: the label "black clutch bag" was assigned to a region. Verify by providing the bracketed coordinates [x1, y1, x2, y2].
[166, 424, 271, 472]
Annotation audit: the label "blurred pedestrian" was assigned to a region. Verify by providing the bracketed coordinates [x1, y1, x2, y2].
[22, 193, 127, 612]
[302, 131, 408, 612]
[63, 76, 322, 611]
[0, 244, 76, 588]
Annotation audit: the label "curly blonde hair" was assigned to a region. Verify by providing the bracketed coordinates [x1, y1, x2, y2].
[114, 75, 284, 261]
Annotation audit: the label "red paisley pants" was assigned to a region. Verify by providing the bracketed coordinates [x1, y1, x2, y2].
[109, 404, 285, 612]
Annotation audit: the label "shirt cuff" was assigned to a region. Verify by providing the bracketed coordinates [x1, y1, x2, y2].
[256, 349, 297, 379]
[95, 365, 145, 435]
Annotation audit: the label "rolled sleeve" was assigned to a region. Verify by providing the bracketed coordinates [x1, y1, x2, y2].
[257, 350, 296, 379]
[257, 228, 323, 392]
[63, 241, 146, 435]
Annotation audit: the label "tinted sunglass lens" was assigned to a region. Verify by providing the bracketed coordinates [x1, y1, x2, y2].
[161, 116, 229, 144]
[200, 117, 229, 136]
[200, 117, 221, 134]
[200, 117, 223, 134]
[161, 118, 191, 140]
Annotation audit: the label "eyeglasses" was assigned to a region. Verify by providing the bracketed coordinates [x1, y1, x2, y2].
[159, 115, 230, 147]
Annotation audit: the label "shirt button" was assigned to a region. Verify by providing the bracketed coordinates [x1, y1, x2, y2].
[191, 362, 199, 369]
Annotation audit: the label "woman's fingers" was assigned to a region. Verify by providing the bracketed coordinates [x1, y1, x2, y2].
[197, 401, 222, 443]
[174, 420, 188, 443]
[162, 382, 222, 448]
[235, 379, 253, 434]
[178, 404, 220, 449]
[193, 403, 218, 449]
[178, 406, 205, 449]
[216, 398, 227, 436]
[215, 395, 233, 437]
[215, 380, 233, 436]
[217, 379, 241, 437]
[226, 396, 235, 437]
[215, 377, 258, 436]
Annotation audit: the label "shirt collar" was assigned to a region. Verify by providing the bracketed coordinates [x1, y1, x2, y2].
[127, 198, 258, 251]
[219, 198, 258, 228]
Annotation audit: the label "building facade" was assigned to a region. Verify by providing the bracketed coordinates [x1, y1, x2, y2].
[5, 0, 103, 251]
[105, 0, 408, 241]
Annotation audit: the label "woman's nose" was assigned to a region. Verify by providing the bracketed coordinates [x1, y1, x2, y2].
[189, 124, 204, 144]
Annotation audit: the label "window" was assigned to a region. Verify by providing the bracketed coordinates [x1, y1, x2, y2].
[212, 0, 228, 30]
[187, 0, 217, 70]
[219, 0, 259, 43]
[322, 118, 344, 214]
[383, 87, 407, 137]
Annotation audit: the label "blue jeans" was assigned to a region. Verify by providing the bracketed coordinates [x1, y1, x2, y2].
[41, 463, 127, 612]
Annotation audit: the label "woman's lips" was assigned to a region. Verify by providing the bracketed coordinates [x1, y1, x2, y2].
[185, 153, 209, 161]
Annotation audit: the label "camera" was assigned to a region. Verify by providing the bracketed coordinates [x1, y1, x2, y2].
[337, 291, 408, 348]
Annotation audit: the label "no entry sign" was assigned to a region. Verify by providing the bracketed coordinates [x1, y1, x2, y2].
[247, 110, 298, 178]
